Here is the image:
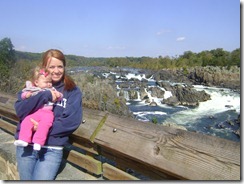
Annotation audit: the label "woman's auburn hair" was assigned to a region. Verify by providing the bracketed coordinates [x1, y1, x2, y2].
[42, 49, 76, 91]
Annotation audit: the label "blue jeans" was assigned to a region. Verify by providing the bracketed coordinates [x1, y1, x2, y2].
[16, 145, 63, 180]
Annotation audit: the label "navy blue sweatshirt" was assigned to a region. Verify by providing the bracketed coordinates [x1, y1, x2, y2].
[14, 81, 82, 146]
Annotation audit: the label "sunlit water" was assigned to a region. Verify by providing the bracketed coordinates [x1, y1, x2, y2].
[115, 71, 240, 142]
[126, 86, 240, 142]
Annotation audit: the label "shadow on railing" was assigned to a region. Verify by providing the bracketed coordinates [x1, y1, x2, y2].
[0, 92, 240, 180]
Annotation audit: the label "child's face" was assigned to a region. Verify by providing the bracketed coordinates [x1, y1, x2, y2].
[34, 75, 52, 88]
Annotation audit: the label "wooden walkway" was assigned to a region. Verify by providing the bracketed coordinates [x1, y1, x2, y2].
[0, 92, 240, 180]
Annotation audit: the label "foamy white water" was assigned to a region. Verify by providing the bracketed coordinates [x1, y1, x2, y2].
[194, 85, 240, 114]
[164, 85, 240, 125]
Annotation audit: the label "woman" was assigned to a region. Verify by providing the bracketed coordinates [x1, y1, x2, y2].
[14, 49, 82, 180]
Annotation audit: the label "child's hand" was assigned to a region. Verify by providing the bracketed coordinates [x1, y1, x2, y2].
[25, 91, 32, 98]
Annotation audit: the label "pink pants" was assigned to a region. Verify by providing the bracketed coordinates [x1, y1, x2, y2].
[19, 109, 54, 146]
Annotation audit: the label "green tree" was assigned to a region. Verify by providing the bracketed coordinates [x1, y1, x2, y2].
[159, 56, 171, 69]
[210, 48, 229, 66]
[198, 51, 213, 67]
[230, 48, 240, 67]
[0, 37, 16, 92]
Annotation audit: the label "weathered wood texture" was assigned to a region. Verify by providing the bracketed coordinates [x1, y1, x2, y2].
[63, 149, 102, 175]
[102, 163, 140, 180]
[0, 92, 240, 180]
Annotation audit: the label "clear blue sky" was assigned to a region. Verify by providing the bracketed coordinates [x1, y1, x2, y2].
[0, 0, 240, 57]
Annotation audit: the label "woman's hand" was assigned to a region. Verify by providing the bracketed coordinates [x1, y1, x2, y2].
[50, 90, 58, 102]
[30, 118, 38, 131]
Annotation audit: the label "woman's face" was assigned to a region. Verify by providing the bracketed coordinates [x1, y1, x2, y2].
[47, 57, 64, 83]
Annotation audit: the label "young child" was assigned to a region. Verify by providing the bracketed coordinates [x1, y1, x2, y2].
[14, 66, 63, 150]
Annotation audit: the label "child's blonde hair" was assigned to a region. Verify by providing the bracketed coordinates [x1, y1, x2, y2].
[30, 66, 50, 85]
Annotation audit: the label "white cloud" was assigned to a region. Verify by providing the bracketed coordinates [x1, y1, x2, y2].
[176, 37, 186, 41]
[156, 29, 171, 36]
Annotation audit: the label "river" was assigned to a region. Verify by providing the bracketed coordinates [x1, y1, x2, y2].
[71, 66, 240, 142]
[126, 85, 240, 142]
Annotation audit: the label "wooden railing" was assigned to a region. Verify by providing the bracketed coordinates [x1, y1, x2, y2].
[0, 92, 240, 180]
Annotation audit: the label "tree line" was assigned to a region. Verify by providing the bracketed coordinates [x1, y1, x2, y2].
[14, 45, 240, 71]
[88, 47, 240, 70]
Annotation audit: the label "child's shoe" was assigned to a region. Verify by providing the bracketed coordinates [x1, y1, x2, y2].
[14, 140, 28, 147]
[33, 143, 41, 151]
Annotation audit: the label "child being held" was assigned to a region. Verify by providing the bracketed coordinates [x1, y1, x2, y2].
[14, 66, 63, 150]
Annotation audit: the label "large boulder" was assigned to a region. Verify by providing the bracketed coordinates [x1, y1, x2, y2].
[163, 84, 211, 107]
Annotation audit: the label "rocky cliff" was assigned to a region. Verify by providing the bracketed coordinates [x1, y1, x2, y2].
[153, 66, 240, 90]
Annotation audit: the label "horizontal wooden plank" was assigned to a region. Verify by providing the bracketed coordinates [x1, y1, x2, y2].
[71, 108, 108, 155]
[64, 150, 102, 176]
[0, 106, 19, 123]
[69, 134, 99, 155]
[0, 119, 16, 135]
[0, 92, 18, 109]
[73, 108, 107, 141]
[94, 113, 240, 180]
[100, 147, 176, 180]
[103, 163, 139, 180]
[0, 93, 19, 124]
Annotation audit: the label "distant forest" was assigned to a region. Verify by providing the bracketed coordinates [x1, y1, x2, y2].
[15, 46, 240, 70]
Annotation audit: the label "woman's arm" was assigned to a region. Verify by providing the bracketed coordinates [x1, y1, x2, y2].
[14, 90, 52, 121]
[49, 87, 83, 137]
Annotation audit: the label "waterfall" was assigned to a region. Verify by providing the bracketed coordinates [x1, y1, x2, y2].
[123, 90, 130, 101]
[136, 91, 141, 101]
